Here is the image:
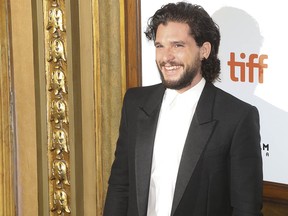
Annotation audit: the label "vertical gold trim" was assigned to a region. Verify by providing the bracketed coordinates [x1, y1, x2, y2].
[0, 0, 16, 214]
[43, 0, 71, 215]
[92, 1, 104, 214]
[119, 0, 127, 98]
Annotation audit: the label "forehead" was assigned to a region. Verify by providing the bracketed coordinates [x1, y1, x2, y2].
[155, 22, 192, 40]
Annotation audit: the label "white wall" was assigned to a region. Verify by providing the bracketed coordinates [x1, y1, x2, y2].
[141, 0, 288, 184]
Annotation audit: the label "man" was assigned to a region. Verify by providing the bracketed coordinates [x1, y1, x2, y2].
[104, 2, 263, 216]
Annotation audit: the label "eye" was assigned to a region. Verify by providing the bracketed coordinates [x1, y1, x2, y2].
[175, 43, 184, 48]
[155, 44, 163, 48]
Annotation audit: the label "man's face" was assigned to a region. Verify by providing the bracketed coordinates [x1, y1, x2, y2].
[155, 22, 203, 92]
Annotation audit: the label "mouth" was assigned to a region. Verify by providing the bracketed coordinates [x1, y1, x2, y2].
[163, 65, 181, 71]
[161, 64, 183, 77]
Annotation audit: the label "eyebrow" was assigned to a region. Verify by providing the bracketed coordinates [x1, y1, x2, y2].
[154, 41, 161, 46]
[154, 40, 186, 46]
[171, 40, 185, 44]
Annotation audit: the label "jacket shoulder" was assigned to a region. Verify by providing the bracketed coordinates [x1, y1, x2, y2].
[124, 83, 164, 103]
[126, 83, 163, 95]
[211, 84, 259, 122]
[214, 85, 255, 109]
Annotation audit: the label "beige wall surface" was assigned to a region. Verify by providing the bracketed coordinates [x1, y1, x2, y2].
[9, 0, 39, 215]
[0, 0, 16, 215]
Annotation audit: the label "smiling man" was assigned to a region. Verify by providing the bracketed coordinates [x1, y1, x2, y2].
[104, 2, 263, 216]
[155, 21, 204, 93]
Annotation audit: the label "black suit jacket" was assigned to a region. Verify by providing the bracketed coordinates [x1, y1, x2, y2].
[104, 82, 263, 216]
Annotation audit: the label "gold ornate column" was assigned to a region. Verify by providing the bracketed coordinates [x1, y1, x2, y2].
[0, 0, 16, 215]
[43, 0, 71, 215]
[42, 0, 128, 214]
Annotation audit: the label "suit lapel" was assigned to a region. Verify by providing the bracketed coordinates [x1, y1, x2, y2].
[171, 82, 218, 215]
[135, 84, 165, 216]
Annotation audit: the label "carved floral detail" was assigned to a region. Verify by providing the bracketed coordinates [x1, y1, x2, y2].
[51, 0, 61, 7]
[51, 189, 71, 215]
[51, 160, 70, 188]
[46, 0, 71, 214]
[50, 99, 69, 127]
[47, 7, 65, 38]
[51, 129, 69, 159]
[48, 38, 67, 63]
[49, 67, 68, 97]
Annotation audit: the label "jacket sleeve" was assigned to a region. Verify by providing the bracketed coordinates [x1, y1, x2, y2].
[103, 93, 130, 216]
[230, 106, 263, 216]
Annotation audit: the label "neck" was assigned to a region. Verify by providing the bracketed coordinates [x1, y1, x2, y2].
[176, 75, 203, 94]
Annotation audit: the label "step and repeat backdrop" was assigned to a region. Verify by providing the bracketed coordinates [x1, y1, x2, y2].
[141, 0, 288, 184]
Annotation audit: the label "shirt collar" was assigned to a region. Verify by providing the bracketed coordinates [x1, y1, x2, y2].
[163, 78, 206, 107]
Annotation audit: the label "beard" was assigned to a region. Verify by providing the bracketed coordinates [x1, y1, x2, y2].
[157, 56, 201, 90]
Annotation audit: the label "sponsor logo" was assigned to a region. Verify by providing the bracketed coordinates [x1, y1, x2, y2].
[262, 143, 270, 157]
[228, 52, 268, 83]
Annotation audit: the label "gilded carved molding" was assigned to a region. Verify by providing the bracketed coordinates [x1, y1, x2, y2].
[44, 0, 71, 215]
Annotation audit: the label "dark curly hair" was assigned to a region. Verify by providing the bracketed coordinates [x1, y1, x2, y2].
[145, 2, 221, 82]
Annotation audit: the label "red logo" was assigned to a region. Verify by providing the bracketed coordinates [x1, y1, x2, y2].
[227, 52, 268, 83]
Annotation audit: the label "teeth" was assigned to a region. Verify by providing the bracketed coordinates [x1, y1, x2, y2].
[164, 66, 180, 70]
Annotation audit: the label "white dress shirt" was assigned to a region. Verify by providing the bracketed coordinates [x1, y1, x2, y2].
[147, 78, 206, 216]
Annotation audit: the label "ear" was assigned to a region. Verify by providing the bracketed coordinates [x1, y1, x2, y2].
[200, 42, 211, 59]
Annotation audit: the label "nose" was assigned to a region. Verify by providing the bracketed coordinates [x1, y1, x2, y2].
[162, 48, 175, 62]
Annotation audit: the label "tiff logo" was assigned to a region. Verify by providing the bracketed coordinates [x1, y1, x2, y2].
[228, 52, 268, 83]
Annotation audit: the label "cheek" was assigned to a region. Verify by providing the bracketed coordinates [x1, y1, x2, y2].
[155, 54, 166, 66]
[175, 49, 190, 60]
[155, 49, 164, 60]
